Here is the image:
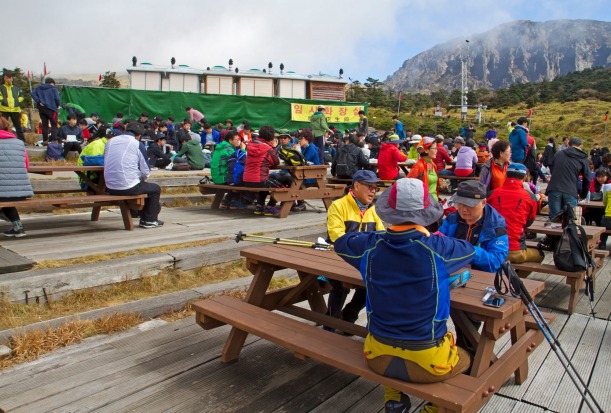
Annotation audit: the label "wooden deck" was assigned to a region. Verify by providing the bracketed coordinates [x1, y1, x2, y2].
[0, 300, 608, 413]
[1, 176, 610, 412]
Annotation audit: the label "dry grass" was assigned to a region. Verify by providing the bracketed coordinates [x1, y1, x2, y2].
[33, 238, 224, 270]
[0, 260, 251, 331]
[163, 197, 210, 208]
[0, 313, 143, 370]
[161, 186, 201, 195]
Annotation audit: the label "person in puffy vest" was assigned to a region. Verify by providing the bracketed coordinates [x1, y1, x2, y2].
[211, 131, 247, 209]
[0, 117, 33, 237]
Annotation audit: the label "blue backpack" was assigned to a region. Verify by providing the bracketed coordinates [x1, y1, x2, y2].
[225, 149, 246, 185]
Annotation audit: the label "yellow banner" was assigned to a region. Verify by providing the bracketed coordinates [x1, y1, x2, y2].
[290, 103, 364, 123]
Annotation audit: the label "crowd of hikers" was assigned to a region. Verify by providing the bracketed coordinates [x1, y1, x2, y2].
[1, 91, 607, 412]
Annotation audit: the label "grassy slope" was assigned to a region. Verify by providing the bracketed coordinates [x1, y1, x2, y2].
[369, 99, 610, 150]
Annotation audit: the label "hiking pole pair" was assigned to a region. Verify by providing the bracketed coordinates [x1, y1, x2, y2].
[235, 231, 333, 250]
[495, 262, 604, 413]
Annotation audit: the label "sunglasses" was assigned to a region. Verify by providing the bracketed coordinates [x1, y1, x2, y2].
[357, 182, 379, 192]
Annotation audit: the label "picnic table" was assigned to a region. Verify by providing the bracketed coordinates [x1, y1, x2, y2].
[28, 165, 106, 195]
[193, 244, 549, 413]
[13, 165, 147, 231]
[199, 165, 345, 218]
[521, 220, 607, 313]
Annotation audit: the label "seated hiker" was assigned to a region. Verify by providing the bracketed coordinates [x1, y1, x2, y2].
[104, 122, 163, 229]
[479, 140, 511, 197]
[243, 125, 281, 216]
[174, 134, 205, 170]
[331, 133, 369, 179]
[147, 134, 173, 170]
[439, 180, 508, 354]
[77, 126, 108, 189]
[210, 130, 247, 209]
[335, 178, 483, 413]
[58, 114, 83, 158]
[325, 170, 385, 331]
[488, 163, 543, 268]
[0, 116, 33, 237]
[378, 134, 408, 180]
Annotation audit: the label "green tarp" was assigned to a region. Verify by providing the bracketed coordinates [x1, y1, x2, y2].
[60, 86, 367, 131]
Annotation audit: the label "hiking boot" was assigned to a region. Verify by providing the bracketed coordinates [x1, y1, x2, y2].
[229, 200, 246, 210]
[3, 227, 26, 238]
[264, 206, 281, 217]
[139, 220, 164, 228]
[254, 204, 265, 215]
[384, 394, 411, 413]
[291, 201, 306, 212]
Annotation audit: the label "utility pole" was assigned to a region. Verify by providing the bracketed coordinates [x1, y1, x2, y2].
[461, 40, 470, 122]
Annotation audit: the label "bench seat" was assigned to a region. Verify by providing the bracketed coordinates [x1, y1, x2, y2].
[193, 295, 547, 413]
[511, 253, 604, 314]
[199, 183, 345, 218]
[0, 194, 147, 230]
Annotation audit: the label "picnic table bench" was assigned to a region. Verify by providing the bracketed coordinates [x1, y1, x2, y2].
[521, 235, 608, 314]
[199, 165, 345, 218]
[193, 244, 550, 413]
[24, 165, 147, 230]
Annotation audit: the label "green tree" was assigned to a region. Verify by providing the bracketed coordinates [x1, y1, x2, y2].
[100, 71, 121, 88]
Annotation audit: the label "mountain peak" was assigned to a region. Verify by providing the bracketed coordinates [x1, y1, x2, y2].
[385, 19, 611, 92]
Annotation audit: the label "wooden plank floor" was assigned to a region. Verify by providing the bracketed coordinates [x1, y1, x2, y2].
[0, 247, 33, 274]
[0, 308, 608, 413]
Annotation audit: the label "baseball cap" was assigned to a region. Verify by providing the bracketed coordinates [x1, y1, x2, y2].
[449, 180, 487, 207]
[352, 170, 380, 185]
[454, 137, 465, 144]
[569, 137, 583, 147]
[507, 163, 527, 176]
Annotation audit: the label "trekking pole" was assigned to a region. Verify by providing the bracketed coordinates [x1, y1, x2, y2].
[235, 231, 333, 250]
[584, 274, 596, 317]
[496, 263, 604, 413]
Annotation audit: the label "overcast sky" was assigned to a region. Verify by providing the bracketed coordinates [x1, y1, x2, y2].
[5, 0, 610, 84]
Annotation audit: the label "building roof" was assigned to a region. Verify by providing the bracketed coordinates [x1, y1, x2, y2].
[126, 63, 347, 84]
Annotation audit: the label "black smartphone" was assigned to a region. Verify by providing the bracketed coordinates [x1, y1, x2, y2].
[483, 297, 506, 308]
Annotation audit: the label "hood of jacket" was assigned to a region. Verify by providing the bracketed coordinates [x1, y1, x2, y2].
[247, 139, 274, 157]
[0, 130, 16, 139]
[37, 84, 56, 92]
[564, 146, 588, 159]
[458, 146, 474, 155]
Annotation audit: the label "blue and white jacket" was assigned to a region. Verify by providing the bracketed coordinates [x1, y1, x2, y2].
[335, 227, 479, 342]
[438, 204, 508, 273]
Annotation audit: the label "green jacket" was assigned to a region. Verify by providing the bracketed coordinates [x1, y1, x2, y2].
[176, 139, 205, 170]
[310, 111, 331, 137]
[0, 83, 24, 113]
[211, 140, 240, 184]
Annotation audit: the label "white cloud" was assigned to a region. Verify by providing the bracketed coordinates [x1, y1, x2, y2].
[4, 0, 608, 84]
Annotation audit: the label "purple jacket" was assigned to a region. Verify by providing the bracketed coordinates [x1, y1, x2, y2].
[455, 146, 478, 170]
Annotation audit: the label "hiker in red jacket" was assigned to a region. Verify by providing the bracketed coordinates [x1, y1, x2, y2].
[378, 134, 407, 180]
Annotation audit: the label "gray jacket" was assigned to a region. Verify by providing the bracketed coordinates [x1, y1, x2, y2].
[0, 136, 33, 198]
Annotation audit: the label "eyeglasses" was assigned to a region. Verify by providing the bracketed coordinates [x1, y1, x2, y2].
[357, 182, 379, 192]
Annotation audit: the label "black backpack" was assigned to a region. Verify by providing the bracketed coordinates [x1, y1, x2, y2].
[553, 205, 596, 274]
[335, 145, 358, 178]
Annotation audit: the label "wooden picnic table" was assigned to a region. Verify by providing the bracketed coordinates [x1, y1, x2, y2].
[28, 165, 106, 195]
[200, 165, 345, 218]
[526, 220, 604, 251]
[21, 165, 146, 230]
[193, 244, 548, 412]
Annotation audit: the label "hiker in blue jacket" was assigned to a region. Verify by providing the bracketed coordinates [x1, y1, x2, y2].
[335, 178, 484, 413]
[508, 117, 529, 163]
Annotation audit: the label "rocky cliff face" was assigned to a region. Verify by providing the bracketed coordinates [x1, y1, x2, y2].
[385, 20, 611, 92]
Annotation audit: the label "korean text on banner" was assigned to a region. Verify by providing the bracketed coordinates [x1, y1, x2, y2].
[291, 103, 364, 123]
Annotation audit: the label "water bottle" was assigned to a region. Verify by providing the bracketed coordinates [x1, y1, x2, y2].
[586, 192, 591, 203]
